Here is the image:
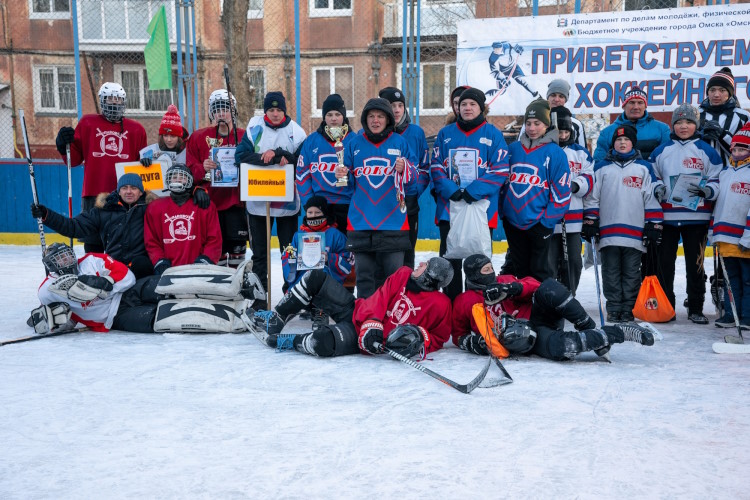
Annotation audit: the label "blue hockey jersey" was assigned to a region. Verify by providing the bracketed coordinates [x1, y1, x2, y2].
[555, 143, 594, 234]
[281, 224, 353, 287]
[397, 123, 430, 197]
[296, 129, 356, 206]
[430, 122, 509, 227]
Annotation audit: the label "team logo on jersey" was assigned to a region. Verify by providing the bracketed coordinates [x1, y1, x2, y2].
[353, 157, 395, 189]
[730, 182, 750, 195]
[682, 157, 704, 170]
[387, 292, 422, 326]
[310, 153, 340, 187]
[163, 212, 197, 244]
[622, 176, 643, 188]
[568, 160, 582, 174]
[508, 163, 548, 198]
[93, 129, 130, 159]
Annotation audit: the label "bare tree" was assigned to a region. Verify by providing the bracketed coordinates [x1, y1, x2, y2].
[221, 0, 255, 126]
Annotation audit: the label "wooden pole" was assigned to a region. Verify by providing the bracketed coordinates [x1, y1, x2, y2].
[266, 201, 272, 310]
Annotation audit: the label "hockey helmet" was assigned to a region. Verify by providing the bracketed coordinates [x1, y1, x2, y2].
[385, 324, 425, 360]
[500, 317, 537, 354]
[98, 82, 127, 123]
[43, 243, 79, 276]
[208, 89, 237, 123]
[411, 257, 454, 292]
[165, 163, 193, 194]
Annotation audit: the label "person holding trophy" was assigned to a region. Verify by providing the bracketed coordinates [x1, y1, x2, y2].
[336, 98, 417, 299]
[296, 94, 355, 233]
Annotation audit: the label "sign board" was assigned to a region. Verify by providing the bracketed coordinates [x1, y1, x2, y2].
[115, 161, 169, 197]
[240, 163, 295, 202]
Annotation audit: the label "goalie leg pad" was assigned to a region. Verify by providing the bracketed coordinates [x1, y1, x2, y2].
[156, 260, 257, 300]
[153, 299, 250, 333]
[28, 302, 73, 334]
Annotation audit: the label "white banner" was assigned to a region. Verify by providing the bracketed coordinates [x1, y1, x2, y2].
[457, 5, 750, 115]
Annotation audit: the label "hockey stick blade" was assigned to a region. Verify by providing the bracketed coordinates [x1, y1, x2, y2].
[723, 334, 745, 345]
[379, 343, 495, 394]
[712, 342, 750, 354]
[1, 327, 85, 347]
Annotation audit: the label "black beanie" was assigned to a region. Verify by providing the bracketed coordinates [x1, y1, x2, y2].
[451, 85, 470, 103]
[322, 93, 346, 117]
[463, 254, 496, 290]
[264, 91, 286, 113]
[524, 98, 551, 127]
[707, 67, 735, 97]
[611, 124, 637, 148]
[458, 87, 486, 110]
[379, 87, 406, 105]
[303, 195, 332, 227]
[552, 106, 573, 132]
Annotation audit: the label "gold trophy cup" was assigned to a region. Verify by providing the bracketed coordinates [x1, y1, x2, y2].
[325, 124, 349, 187]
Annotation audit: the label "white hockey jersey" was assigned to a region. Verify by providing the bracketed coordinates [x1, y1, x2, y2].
[710, 159, 750, 248]
[554, 143, 594, 234]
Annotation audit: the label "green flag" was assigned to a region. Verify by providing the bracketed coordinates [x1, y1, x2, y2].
[144, 5, 172, 90]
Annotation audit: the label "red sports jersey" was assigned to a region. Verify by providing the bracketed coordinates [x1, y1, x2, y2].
[353, 267, 452, 354]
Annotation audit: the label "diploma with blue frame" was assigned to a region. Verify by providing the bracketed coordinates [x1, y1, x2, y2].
[297, 232, 326, 271]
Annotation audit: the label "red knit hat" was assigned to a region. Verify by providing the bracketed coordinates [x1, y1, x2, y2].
[707, 67, 735, 97]
[159, 105, 187, 138]
[731, 123, 750, 149]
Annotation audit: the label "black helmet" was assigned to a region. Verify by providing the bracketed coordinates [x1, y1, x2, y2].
[500, 317, 537, 354]
[412, 257, 454, 292]
[385, 324, 426, 360]
[43, 243, 79, 276]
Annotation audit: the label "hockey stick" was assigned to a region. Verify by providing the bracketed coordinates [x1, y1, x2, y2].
[717, 252, 745, 344]
[1, 327, 86, 347]
[590, 239, 606, 327]
[65, 144, 74, 247]
[560, 218, 574, 294]
[712, 245, 724, 318]
[19, 109, 46, 257]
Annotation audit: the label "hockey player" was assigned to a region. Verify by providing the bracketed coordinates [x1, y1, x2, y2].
[546, 106, 594, 293]
[139, 104, 190, 172]
[379, 86, 430, 269]
[246, 257, 453, 358]
[583, 124, 663, 323]
[707, 124, 750, 329]
[186, 89, 247, 267]
[29, 243, 136, 334]
[699, 67, 750, 167]
[649, 104, 723, 324]
[446, 85, 470, 125]
[144, 163, 222, 274]
[296, 93, 355, 232]
[502, 98, 571, 282]
[335, 97, 416, 298]
[486, 41, 538, 99]
[236, 91, 307, 294]
[30, 173, 157, 279]
[55, 82, 148, 253]
[518, 80, 587, 148]
[430, 87, 509, 299]
[593, 85, 670, 162]
[451, 254, 654, 361]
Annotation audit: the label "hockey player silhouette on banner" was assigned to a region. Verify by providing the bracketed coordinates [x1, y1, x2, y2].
[486, 41, 539, 101]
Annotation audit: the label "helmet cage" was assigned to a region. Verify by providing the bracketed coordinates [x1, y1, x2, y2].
[165, 165, 193, 193]
[43, 243, 79, 276]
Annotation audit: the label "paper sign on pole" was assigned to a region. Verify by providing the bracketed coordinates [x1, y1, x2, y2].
[240, 163, 295, 202]
[115, 161, 169, 197]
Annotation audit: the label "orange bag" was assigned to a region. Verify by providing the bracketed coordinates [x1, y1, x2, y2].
[632, 275, 675, 323]
[471, 303, 510, 358]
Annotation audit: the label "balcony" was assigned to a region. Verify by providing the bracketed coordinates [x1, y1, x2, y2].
[383, 0, 475, 42]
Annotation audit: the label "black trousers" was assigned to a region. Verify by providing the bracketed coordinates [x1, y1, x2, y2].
[113, 275, 161, 333]
[404, 194, 420, 269]
[354, 251, 404, 299]
[218, 205, 249, 256]
[657, 223, 708, 314]
[600, 246, 642, 314]
[330, 203, 349, 236]
[503, 221, 554, 281]
[438, 220, 466, 301]
[547, 232, 583, 294]
[248, 212, 299, 294]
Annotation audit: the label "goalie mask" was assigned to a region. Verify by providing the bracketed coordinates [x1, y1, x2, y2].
[500, 317, 537, 354]
[410, 257, 454, 292]
[43, 243, 79, 276]
[98, 82, 127, 123]
[208, 89, 237, 123]
[165, 163, 193, 194]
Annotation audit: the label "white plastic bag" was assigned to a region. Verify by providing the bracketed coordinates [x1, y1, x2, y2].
[444, 199, 492, 259]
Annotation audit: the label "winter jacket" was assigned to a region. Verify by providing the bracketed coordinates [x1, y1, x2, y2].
[699, 96, 750, 166]
[593, 111, 670, 162]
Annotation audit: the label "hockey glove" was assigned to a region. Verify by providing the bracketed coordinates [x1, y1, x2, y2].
[570, 182, 580, 194]
[687, 183, 712, 199]
[740, 243, 750, 253]
[30, 203, 48, 220]
[581, 218, 600, 242]
[642, 222, 663, 247]
[194, 254, 214, 265]
[484, 282, 523, 305]
[358, 319, 385, 355]
[513, 43, 524, 54]
[654, 184, 667, 203]
[462, 190, 478, 204]
[458, 333, 488, 355]
[55, 126, 75, 155]
[701, 120, 723, 143]
[154, 258, 172, 275]
[139, 157, 153, 167]
[67, 274, 115, 302]
[449, 190, 463, 202]
[27, 302, 72, 334]
[193, 186, 211, 209]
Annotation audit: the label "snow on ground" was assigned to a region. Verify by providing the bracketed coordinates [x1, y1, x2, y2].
[1, 245, 749, 499]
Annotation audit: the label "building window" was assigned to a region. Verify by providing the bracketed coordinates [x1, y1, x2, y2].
[624, 0, 677, 9]
[29, 0, 70, 19]
[311, 66, 354, 117]
[309, 0, 352, 18]
[80, 0, 175, 42]
[114, 65, 175, 114]
[248, 0, 263, 19]
[33, 66, 77, 113]
[248, 67, 266, 113]
[397, 62, 456, 115]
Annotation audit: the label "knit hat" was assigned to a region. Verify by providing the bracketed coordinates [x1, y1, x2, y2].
[547, 79, 570, 100]
[731, 123, 750, 149]
[622, 85, 647, 107]
[524, 98, 551, 127]
[611, 124, 637, 148]
[360, 97, 395, 130]
[552, 106, 572, 132]
[458, 87, 486, 110]
[263, 91, 286, 113]
[463, 254, 495, 290]
[671, 103, 699, 127]
[159, 104, 187, 138]
[303, 195, 332, 227]
[451, 85, 470, 103]
[707, 67, 735, 97]
[322, 93, 346, 117]
[379, 87, 406, 105]
[117, 173, 144, 192]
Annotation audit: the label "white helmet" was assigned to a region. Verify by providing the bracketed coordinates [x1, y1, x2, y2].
[208, 89, 237, 123]
[98, 82, 127, 123]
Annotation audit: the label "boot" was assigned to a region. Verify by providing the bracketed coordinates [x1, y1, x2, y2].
[252, 310, 286, 337]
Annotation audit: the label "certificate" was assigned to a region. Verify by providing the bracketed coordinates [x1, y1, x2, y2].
[211, 147, 239, 187]
[297, 232, 326, 271]
[449, 149, 478, 187]
[668, 173, 705, 211]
